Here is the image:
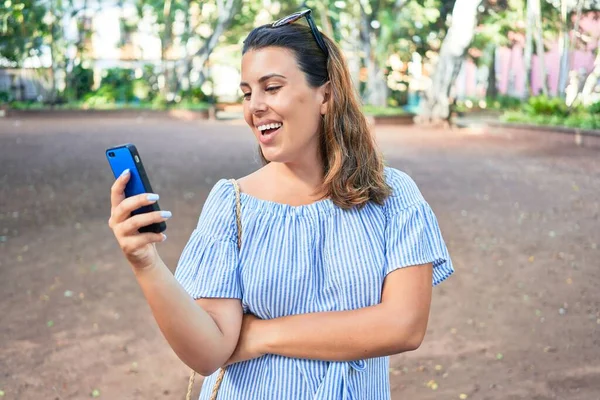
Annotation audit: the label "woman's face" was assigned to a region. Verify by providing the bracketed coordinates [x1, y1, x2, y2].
[240, 47, 329, 165]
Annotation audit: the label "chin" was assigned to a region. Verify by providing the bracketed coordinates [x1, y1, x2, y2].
[260, 146, 292, 164]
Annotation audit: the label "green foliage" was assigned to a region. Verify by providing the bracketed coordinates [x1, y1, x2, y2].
[68, 65, 94, 101]
[0, 91, 12, 104]
[178, 86, 215, 104]
[524, 95, 569, 117]
[0, 0, 49, 65]
[490, 95, 523, 110]
[588, 101, 600, 114]
[387, 88, 409, 108]
[502, 105, 600, 130]
[83, 85, 118, 107]
[362, 105, 410, 116]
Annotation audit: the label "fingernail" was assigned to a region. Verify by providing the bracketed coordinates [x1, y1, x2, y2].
[160, 211, 172, 219]
[162, 234, 167, 241]
[120, 169, 130, 177]
[147, 194, 159, 201]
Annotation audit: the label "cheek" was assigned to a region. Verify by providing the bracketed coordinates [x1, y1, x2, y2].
[243, 104, 253, 128]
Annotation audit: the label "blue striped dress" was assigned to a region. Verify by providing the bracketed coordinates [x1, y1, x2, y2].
[174, 167, 454, 400]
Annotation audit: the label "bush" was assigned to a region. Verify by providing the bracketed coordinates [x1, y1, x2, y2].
[68, 65, 94, 100]
[488, 95, 522, 110]
[178, 86, 215, 104]
[83, 85, 117, 107]
[524, 95, 569, 117]
[101, 68, 135, 102]
[362, 105, 410, 116]
[0, 90, 12, 104]
[588, 101, 600, 114]
[502, 110, 600, 130]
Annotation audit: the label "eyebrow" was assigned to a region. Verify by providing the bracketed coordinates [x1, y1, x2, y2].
[239, 73, 287, 88]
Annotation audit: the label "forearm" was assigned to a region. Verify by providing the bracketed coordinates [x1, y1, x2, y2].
[261, 304, 426, 362]
[133, 256, 233, 375]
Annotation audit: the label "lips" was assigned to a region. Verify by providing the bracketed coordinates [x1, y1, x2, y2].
[257, 124, 281, 145]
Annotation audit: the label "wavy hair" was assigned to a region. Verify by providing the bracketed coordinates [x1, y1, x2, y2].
[242, 21, 391, 209]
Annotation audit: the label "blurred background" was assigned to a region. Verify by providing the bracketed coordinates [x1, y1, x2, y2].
[1, 0, 599, 123]
[1, 1, 600, 400]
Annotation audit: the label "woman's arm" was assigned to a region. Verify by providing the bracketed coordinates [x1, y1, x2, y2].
[257, 263, 433, 361]
[227, 263, 433, 365]
[134, 254, 242, 375]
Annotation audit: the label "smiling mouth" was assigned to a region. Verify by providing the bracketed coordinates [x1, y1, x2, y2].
[258, 124, 283, 135]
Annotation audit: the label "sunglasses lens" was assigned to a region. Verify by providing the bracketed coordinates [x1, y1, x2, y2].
[270, 9, 328, 56]
[273, 12, 302, 27]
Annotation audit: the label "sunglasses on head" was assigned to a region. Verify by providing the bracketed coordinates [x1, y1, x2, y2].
[271, 9, 329, 57]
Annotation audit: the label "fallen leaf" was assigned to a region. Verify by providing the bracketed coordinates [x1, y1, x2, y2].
[528, 256, 535, 263]
[459, 394, 468, 399]
[47, 320, 54, 328]
[130, 362, 139, 373]
[435, 365, 443, 371]
[0, 389, 5, 396]
[566, 278, 573, 284]
[64, 290, 74, 298]
[91, 389, 100, 398]
[496, 353, 503, 360]
[426, 380, 438, 390]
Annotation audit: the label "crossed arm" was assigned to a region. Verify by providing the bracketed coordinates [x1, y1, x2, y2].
[224, 263, 433, 365]
[137, 259, 433, 377]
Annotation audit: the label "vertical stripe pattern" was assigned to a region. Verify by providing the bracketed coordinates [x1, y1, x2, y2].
[174, 167, 454, 399]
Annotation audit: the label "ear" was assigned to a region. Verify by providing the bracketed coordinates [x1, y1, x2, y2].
[319, 81, 331, 115]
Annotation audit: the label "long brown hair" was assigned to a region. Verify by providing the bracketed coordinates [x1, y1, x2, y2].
[243, 21, 391, 209]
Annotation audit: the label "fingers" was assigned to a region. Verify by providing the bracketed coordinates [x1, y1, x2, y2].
[110, 192, 160, 226]
[119, 232, 167, 255]
[117, 210, 172, 236]
[110, 169, 131, 209]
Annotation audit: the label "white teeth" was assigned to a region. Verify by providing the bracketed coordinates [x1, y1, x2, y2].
[258, 123, 282, 131]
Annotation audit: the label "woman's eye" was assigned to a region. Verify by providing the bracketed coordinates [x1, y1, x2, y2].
[242, 93, 251, 101]
[266, 86, 281, 92]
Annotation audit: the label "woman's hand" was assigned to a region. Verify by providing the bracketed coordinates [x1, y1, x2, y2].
[224, 313, 266, 366]
[108, 169, 172, 271]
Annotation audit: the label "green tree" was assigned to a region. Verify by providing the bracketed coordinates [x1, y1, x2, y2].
[0, 0, 48, 65]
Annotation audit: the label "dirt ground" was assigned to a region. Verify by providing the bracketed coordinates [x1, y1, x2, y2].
[0, 116, 599, 400]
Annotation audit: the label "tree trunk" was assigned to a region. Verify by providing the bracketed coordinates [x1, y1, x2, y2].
[579, 42, 600, 106]
[418, 0, 482, 123]
[359, 4, 387, 106]
[532, 0, 548, 96]
[181, 0, 192, 91]
[557, 0, 569, 97]
[160, 0, 173, 97]
[486, 45, 497, 99]
[524, 0, 534, 95]
[181, 0, 242, 89]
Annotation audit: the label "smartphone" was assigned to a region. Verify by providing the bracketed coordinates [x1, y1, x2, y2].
[105, 143, 166, 234]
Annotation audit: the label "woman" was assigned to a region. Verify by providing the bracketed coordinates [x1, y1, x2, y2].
[108, 9, 454, 400]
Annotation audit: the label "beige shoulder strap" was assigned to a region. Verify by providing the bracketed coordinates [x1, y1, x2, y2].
[229, 179, 242, 249]
[186, 179, 242, 400]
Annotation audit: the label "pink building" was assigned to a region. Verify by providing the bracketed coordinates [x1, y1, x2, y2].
[455, 12, 599, 99]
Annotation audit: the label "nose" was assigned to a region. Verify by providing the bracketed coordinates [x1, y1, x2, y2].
[249, 92, 268, 115]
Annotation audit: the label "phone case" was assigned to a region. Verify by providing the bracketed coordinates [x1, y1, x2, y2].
[106, 144, 166, 233]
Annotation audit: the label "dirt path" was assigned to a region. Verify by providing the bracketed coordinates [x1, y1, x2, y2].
[0, 117, 598, 399]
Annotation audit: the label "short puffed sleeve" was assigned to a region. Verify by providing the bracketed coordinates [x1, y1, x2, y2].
[383, 168, 454, 286]
[174, 179, 241, 299]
